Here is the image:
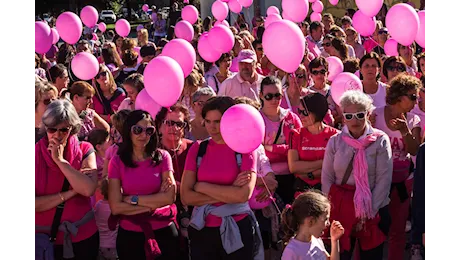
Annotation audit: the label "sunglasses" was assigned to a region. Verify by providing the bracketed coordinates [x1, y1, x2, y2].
[295, 74, 306, 79]
[378, 30, 388, 35]
[405, 93, 418, 101]
[387, 65, 406, 72]
[131, 125, 156, 136]
[96, 71, 108, 79]
[311, 69, 327, 75]
[46, 126, 71, 134]
[264, 93, 282, 101]
[298, 108, 309, 117]
[43, 98, 55, 106]
[163, 120, 187, 129]
[322, 42, 332, 47]
[343, 111, 366, 121]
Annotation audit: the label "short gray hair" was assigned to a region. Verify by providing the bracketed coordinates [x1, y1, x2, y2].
[41, 99, 82, 136]
[340, 91, 373, 112]
[192, 87, 216, 102]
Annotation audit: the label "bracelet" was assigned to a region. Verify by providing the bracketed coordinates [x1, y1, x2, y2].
[58, 192, 65, 202]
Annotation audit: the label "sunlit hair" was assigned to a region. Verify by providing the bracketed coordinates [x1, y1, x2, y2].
[41, 99, 82, 136]
[35, 81, 58, 110]
[340, 90, 373, 112]
[95, 64, 117, 94]
[386, 74, 421, 105]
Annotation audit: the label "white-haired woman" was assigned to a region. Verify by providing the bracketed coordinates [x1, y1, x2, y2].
[322, 91, 392, 260]
[36, 99, 99, 260]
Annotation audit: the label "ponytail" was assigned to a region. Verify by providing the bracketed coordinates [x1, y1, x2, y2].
[281, 205, 298, 245]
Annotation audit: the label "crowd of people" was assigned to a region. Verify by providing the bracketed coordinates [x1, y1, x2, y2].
[35, 2, 425, 260]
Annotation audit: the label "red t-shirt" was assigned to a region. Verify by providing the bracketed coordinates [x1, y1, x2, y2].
[290, 126, 339, 186]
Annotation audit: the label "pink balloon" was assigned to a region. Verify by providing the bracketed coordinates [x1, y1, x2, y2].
[51, 28, 59, 44]
[198, 32, 221, 63]
[208, 25, 235, 53]
[162, 39, 197, 77]
[312, 1, 324, 13]
[352, 10, 376, 37]
[262, 20, 305, 73]
[174, 20, 194, 42]
[265, 14, 282, 28]
[326, 56, 344, 81]
[135, 89, 161, 117]
[228, 0, 242, 14]
[56, 12, 83, 45]
[386, 3, 419, 46]
[80, 5, 99, 27]
[115, 19, 131, 37]
[212, 0, 229, 21]
[98, 22, 107, 32]
[182, 5, 199, 24]
[137, 24, 144, 31]
[214, 20, 230, 27]
[310, 12, 322, 22]
[133, 46, 143, 64]
[330, 72, 364, 105]
[329, 0, 339, 5]
[415, 11, 425, 48]
[71, 52, 99, 80]
[35, 22, 52, 54]
[384, 38, 398, 56]
[222, 0, 229, 2]
[239, 0, 253, 8]
[282, 0, 309, 23]
[142, 4, 149, 12]
[92, 33, 98, 41]
[248, 187, 271, 209]
[266, 6, 280, 16]
[220, 104, 265, 154]
[356, 0, 383, 17]
[143, 56, 184, 107]
[282, 11, 294, 22]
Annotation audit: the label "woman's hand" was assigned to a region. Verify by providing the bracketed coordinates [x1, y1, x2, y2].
[161, 177, 174, 192]
[389, 114, 410, 134]
[255, 174, 277, 202]
[48, 137, 65, 163]
[233, 172, 251, 187]
[330, 220, 345, 241]
[122, 195, 132, 204]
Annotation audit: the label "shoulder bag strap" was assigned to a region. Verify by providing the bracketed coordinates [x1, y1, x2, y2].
[341, 152, 355, 186]
[49, 178, 70, 242]
[273, 119, 285, 145]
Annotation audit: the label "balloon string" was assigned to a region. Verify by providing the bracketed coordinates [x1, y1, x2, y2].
[290, 72, 310, 116]
[259, 175, 282, 216]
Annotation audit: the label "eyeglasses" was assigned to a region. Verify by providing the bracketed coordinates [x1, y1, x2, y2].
[343, 111, 366, 121]
[43, 98, 55, 105]
[131, 125, 156, 136]
[46, 126, 71, 134]
[263, 93, 282, 101]
[163, 120, 187, 129]
[405, 93, 418, 101]
[378, 30, 388, 35]
[96, 71, 108, 79]
[298, 108, 309, 117]
[322, 42, 332, 47]
[311, 69, 327, 75]
[387, 65, 406, 72]
[295, 74, 306, 79]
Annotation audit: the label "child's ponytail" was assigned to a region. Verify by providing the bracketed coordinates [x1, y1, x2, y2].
[281, 204, 298, 245]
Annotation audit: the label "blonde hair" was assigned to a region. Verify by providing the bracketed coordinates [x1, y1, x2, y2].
[35, 81, 58, 109]
[238, 30, 254, 43]
[138, 29, 149, 46]
[97, 64, 117, 94]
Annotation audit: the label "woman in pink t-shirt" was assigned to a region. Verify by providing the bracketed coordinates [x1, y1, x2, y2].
[118, 73, 144, 111]
[36, 100, 99, 259]
[371, 74, 422, 260]
[281, 65, 308, 117]
[259, 76, 302, 204]
[181, 96, 259, 259]
[108, 110, 179, 260]
[360, 52, 388, 109]
[398, 43, 418, 77]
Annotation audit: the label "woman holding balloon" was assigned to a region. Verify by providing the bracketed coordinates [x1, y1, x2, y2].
[360, 52, 388, 108]
[259, 76, 302, 204]
[280, 65, 307, 116]
[181, 96, 262, 259]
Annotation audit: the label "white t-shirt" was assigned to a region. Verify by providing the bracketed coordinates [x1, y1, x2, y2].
[281, 236, 328, 260]
[367, 81, 388, 109]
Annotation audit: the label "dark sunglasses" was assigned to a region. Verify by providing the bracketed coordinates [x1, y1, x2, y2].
[343, 111, 366, 121]
[43, 98, 55, 105]
[163, 120, 187, 129]
[264, 93, 282, 101]
[378, 30, 388, 35]
[298, 108, 309, 117]
[46, 126, 71, 134]
[322, 42, 331, 47]
[96, 71, 108, 79]
[131, 125, 156, 136]
[387, 65, 406, 72]
[311, 69, 327, 75]
[405, 93, 418, 101]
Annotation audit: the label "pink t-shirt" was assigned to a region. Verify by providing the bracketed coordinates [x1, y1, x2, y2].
[105, 144, 119, 162]
[373, 106, 421, 183]
[364, 38, 378, 53]
[184, 139, 257, 227]
[108, 149, 174, 231]
[94, 200, 118, 248]
[229, 57, 239, 73]
[92, 90, 126, 116]
[411, 104, 425, 139]
[281, 236, 328, 260]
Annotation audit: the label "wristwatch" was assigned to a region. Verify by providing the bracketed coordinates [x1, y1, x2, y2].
[307, 172, 314, 180]
[130, 195, 139, 205]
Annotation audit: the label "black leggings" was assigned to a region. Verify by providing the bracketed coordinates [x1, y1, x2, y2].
[188, 216, 256, 260]
[339, 238, 384, 260]
[275, 174, 296, 205]
[116, 224, 180, 260]
[54, 231, 99, 260]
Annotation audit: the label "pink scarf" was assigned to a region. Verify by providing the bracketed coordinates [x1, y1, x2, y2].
[341, 129, 384, 219]
[36, 135, 82, 194]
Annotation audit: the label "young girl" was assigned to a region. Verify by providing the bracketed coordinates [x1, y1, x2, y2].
[88, 129, 113, 207]
[281, 191, 344, 260]
[94, 177, 118, 260]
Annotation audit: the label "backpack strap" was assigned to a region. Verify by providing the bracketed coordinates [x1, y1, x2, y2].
[49, 178, 70, 242]
[196, 139, 210, 168]
[235, 152, 242, 168]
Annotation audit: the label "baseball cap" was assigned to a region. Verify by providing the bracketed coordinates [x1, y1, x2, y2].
[237, 49, 257, 63]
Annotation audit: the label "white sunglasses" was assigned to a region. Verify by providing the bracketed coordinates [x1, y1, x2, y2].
[343, 111, 367, 121]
